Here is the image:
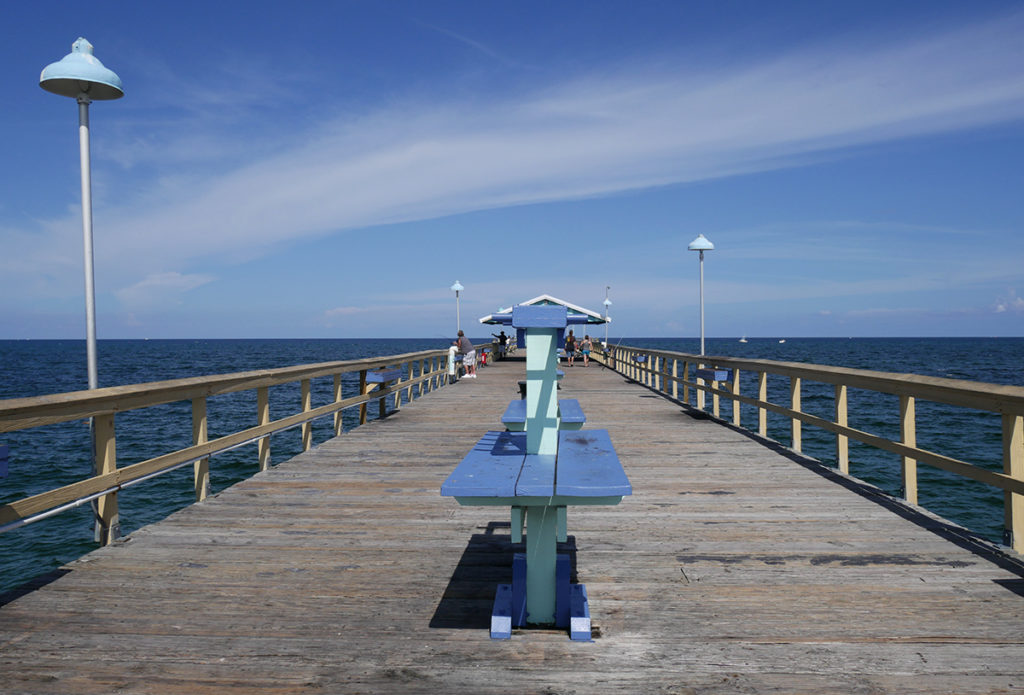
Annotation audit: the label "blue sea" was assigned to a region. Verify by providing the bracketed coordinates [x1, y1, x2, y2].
[2, 337, 1022, 595]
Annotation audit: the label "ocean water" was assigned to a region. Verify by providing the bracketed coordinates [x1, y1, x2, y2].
[1, 337, 1022, 595]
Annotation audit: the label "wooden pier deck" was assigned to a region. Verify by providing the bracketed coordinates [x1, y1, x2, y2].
[2, 355, 1023, 694]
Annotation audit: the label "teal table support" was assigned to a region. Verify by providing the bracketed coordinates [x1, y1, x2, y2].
[441, 304, 631, 640]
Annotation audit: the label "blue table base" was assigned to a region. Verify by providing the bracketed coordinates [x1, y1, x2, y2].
[490, 553, 592, 641]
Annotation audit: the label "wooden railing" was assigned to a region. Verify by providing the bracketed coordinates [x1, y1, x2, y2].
[0, 345, 482, 543]
[597, 345, 1024, 553]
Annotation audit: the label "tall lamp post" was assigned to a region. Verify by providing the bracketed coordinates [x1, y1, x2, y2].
[450, 280, 464, 333]
[40, 38, 124, 391]
[687, 234, 714, 356]
[603, 286, 612, 347]
[41, 38, 124, 544]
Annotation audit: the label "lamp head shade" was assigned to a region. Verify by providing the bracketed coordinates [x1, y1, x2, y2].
[450, 281, 464, 292]
[687, 234, 714, 252]
[40, 38, 124, 100]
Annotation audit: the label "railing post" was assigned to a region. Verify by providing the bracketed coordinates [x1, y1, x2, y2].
[392, 368, 402, 412]
[333, 374, 344, 436]
[696, 362, 705, 411]
[835, 384, 849, 474]
[192, 397, 209, 502]
[757, 371, 767, 437]
[92, 412, 119, 545]
[359, 369, 369, 425]
[711, 375, 720, 419]
[301, 378, 313, 452]
[1003, 413, 1023, 552]
[790, 377, 801, 452]
[731, 369, 741, 427]
[682, 360, 690, 405]
[901, 395, 917, 504]
[257, 386, 271, 471]
[672, 359, 678, 401]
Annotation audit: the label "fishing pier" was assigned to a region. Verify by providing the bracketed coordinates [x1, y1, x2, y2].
[2, 342, 1024, 693]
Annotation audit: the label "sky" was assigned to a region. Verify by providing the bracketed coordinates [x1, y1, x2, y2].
[2, 0, 1023, 339]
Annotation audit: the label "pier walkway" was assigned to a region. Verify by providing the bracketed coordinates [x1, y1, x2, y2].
[2, 355, 1023, 693]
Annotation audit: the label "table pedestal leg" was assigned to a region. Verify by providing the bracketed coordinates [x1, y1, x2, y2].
[525, 505, 557, 625]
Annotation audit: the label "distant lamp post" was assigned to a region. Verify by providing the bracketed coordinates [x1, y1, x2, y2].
[450, 281, 464, 333]
[603, 286, 612, 346]
[687, 234, 714, 356]
[40, 38, 124, 391]
[41, 37, 124, 545]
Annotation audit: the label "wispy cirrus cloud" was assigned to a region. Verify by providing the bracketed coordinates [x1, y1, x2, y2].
[12, 10, 1024, 309]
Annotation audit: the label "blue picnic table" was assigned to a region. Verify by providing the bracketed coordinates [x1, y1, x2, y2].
[441, 304, 631, 640]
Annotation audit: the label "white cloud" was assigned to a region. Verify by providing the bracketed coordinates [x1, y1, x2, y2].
[11, 11, 1024, 303]
[114, 272, 214, 308]
[994, 291, 1024, 313]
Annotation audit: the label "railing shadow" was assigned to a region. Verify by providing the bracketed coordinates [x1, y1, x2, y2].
[0, 568, 70, 607]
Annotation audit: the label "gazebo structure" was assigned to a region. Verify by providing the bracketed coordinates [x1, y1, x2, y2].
[479, 294, 609, 331]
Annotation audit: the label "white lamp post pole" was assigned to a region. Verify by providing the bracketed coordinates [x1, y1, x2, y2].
[687, 234, 714, 356]
[450, 281, 464, 333]
[41, 38, 124, 544]
[40, 38, 124, 391]
[78, 95, 99, 390]
[603, 286, 611, 347]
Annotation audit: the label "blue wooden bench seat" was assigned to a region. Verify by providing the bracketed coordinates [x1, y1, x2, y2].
[366, 367, 403, 383]
[362, 368, 403, 423]
[696, 367, 731, 381]
[517, 370, 564, 398]
[441, 429, 629, 504]
[501, 398, 586, 432]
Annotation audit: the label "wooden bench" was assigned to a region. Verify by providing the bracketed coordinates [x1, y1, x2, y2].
[517, 370, 564, 398]
[360, 368, 403, 423]
[696, 367, 731, 382]
[441, 429, 630, 639]
[501, 399, 586, 432]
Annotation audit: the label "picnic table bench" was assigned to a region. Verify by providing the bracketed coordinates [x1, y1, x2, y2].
[442, 428, 628, 639]
[360, 367, 403, 423]
[441, 304, 631, 641]
[516, 369, 563, 398]
[696, 367, 731, 382]
[501, 398, 585, 431]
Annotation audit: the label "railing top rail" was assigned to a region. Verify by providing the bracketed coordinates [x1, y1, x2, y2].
[616, 345, 1024, 413]
[0, 347, 450, 433]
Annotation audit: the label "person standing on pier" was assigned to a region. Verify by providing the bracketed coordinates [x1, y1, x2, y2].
[565, 330, 577, 367]
[457, 330, 477, 379]
[492, 330, 508, 360]
[581, 335, 593, 367]
[447, 341, 459, 383]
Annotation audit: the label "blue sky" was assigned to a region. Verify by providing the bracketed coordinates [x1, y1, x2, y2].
[3, 1, 1023, 339]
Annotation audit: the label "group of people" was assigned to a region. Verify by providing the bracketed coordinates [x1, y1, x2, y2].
[447, 328, 592, 382]
[563, 330, 593, 367]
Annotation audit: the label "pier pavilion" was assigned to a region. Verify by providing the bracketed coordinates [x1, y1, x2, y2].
[1, 346, 1023, 693]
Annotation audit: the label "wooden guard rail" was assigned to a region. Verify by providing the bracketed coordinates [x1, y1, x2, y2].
[598, 345, 1024, 553]
[0, 345, 486, 543]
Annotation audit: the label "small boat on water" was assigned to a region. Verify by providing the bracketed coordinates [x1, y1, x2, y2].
[739, 336, 748, 343]
[779, 339, 786, 343]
